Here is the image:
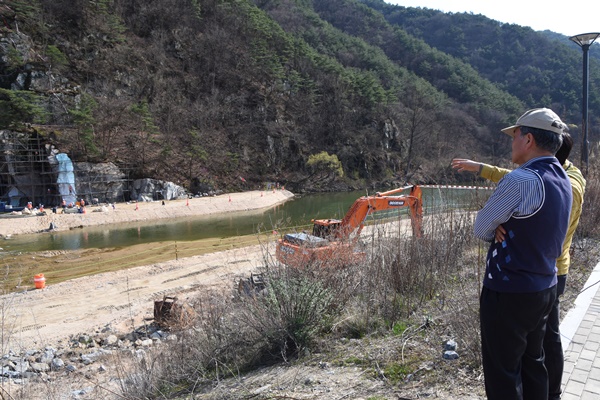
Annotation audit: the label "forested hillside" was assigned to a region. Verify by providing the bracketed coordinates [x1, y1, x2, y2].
[361, 0, 600, 122]
[0, 0, 597, 195]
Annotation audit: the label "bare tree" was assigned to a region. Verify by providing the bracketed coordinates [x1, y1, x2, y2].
[398, 84, 441, 177]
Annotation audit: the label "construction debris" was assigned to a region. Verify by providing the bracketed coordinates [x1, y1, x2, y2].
[237, 273, 266, 296]
[153, 296, 195, 329]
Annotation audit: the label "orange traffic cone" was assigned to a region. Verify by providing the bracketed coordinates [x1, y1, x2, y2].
[34, 274, 46, 289]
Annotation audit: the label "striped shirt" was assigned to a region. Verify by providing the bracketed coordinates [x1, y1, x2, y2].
[474, 157, 552, 242]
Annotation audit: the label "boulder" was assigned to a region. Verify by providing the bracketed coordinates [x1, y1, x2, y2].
[130, 178, 187, 202]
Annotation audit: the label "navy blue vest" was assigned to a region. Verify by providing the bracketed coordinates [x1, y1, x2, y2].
[483, 158, 572, 293]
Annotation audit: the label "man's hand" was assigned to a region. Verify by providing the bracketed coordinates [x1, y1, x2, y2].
[495, 224, 507, 243]
[451, 158, 481, 173]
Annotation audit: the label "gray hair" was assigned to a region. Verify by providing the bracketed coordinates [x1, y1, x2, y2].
[520, 126, 563, 154]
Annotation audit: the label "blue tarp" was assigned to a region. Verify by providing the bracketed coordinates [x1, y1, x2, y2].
[56, 153, 77, 206]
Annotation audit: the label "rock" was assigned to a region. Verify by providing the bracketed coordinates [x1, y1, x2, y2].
[11, 360, 30, 373]
[150, 331, 164, 340]
[4, 370, 22, 379]
[51, 358, 65, 371]
[78, 335, 92, 345]
[71, 387, 93, 396]
[444, 339, 457, 351]
[31, 362, 50, 373]
[443, 350, 459, 360]
[81, 349, 111, 365]
[131, 178, 188, 201]
[39, 349, 56, 364]
[103, 335, 118, 346]
[0, 322, 171, 382]
[73, 162, 126, 203]
[166, 334, 177, 341]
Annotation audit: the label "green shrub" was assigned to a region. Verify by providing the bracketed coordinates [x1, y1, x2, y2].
[382, 362, 412, 384]
[242, 266, 335, 360]
[0, 88, 47, 129]
[46, 45, 68, 68]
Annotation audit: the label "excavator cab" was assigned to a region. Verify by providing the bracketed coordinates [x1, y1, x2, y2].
[312, 219, 342, 239]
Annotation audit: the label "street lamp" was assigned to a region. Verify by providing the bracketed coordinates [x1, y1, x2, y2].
[569, 32, 600, 176]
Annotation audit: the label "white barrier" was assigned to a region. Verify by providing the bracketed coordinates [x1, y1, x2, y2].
[419, 184, 495, 190]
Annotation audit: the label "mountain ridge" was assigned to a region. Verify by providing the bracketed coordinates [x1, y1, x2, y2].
[0, 0, 597, 200]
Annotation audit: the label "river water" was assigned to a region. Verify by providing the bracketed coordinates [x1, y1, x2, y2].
[0, 186, 491, 255]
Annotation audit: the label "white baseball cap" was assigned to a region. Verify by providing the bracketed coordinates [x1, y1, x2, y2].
[501, 108, 567, 137]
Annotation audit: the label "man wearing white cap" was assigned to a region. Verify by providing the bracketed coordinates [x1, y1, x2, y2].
[473, 108, 572, 400]
[451, 131, 586, 400]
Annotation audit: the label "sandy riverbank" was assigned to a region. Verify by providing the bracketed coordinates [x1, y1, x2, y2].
[0, 189, 295, 352]
[0, 189, 295, 237]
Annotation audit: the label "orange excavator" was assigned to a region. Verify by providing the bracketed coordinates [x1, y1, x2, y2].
[276, 185, 423, 267]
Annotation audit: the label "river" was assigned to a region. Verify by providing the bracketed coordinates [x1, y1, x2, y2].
[0, 186, 491, 254]
[0, 186, 492, 290]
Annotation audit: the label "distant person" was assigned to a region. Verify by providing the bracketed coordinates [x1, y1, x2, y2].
[468, 108, 572, 400]
[452, 131, 586, 400]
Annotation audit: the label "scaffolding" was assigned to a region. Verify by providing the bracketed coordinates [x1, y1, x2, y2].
[0, 130, 56, 208]
[0, 130, 134, 208]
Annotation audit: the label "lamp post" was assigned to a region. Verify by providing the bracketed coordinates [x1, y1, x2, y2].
[569, 32, 600, 176]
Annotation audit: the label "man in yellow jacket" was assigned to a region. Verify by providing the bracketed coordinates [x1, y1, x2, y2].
[452, 132, 586, 400]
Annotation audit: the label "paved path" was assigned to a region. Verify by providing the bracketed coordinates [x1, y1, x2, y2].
[560, 260, 600, 399]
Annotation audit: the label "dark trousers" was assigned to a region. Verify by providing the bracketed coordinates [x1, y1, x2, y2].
[544, 274, 567, 400]
[480, 285, 557, 400]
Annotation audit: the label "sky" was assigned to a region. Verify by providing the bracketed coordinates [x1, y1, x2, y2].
[386, 0, 599, 37]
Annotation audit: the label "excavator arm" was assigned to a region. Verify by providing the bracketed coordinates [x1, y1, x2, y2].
[338, 185, 423, 239]
[276, 185, 423, 267]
